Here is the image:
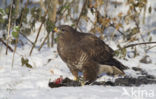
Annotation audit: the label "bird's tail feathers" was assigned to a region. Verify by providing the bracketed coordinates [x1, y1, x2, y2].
[109, 58, 128, 70]
[98, 64, 125, 76]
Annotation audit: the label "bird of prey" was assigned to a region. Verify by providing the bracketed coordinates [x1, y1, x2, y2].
[54, 25, 128, 84]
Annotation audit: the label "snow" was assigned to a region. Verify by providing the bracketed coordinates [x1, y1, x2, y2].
[0, 85, 156, 99]
[0, 33, 156, 99]
[0, 0, 156, 99]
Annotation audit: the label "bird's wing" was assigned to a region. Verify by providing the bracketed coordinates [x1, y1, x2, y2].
[79, 34, 114, 63]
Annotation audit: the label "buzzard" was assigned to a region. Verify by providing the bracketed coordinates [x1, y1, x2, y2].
[54, 25, 127, 84]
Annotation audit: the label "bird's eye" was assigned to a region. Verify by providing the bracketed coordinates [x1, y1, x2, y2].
[61, 28, 65, 32]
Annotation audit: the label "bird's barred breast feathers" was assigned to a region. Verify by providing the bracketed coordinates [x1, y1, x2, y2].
[75, 52, 88, 70]
[67, 51, 88, 70]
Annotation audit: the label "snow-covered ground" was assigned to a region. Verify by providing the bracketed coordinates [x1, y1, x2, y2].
[0, 0, 156, 99]
[0, 30, 156, 99]
[0, 42, 156, 99]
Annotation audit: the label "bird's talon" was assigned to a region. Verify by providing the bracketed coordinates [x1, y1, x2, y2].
[80, 81, 85, 86]
[73, 76, 78, 81]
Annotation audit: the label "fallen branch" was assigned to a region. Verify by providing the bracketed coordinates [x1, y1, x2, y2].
[120, 41, 156, 49]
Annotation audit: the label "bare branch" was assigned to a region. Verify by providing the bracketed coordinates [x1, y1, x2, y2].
[38, 33, 49, 51]
[12, 0, 30, 68]
[6, 1, 13, 55]
[75, 0, 88, 29]
[20, 33, 33, 45]
[120, 41, 156, 49]
[146, 45, 156, 52]
[40, 0, 47, 13]
[109, 23, 126, 37]
[29, 11, 48, 56]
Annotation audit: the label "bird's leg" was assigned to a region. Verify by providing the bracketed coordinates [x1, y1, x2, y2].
[70, 69, 78, 81]
[69, 68, 86, 86]
[82, 65, 98, 85]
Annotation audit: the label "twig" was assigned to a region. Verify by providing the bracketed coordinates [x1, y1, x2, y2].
[51, 31, 54, 47]
[0, 38, 13, 52]
[18, 0, 32, 44]
[12, 0, 30, 68]
[120, 41, 156, 49]
[75, 0, 88, 29]
[109, 23, 126, 37]
[29, 22, 44, 56]
[19, 0, 33, 45]
[146, 45, 156, 52]
[40, 0, 58, 48]
[20, 33, 33, 45]
[38, 33, 49, 51]
[77, 26, 83, 32]
[134, 15, 146, 45]
[40, 0, 47, 13]
[12, 38, 18, 67]
[29, 11, 48, 56]
[144, 27, 156, 34]
[19, 0, 29, 27]
[6, 1, 13, 55]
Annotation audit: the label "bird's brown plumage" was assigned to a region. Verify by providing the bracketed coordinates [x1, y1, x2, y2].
[56, 25, 128, 84]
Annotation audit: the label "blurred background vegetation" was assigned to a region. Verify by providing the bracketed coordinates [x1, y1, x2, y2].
[0, 0, 156, 62]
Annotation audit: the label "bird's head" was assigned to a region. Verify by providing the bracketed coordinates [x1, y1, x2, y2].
[53, 25, 75, 35]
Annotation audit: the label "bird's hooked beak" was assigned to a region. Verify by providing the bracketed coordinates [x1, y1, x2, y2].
[53, 27, 58, 32]
[53, 27, 61, 33]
